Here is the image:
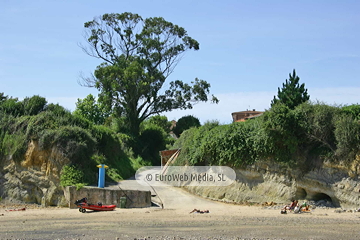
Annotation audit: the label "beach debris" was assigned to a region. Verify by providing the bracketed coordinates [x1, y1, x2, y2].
[189, 209, 210, 214]
[5, 207, 26, 212]
[262, 201, 277, 206]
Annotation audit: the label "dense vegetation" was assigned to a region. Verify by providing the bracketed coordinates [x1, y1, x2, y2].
[0, 94, 149, 186]
[174, 69, 360, 170]
[173, 102, 360, 171]
[1, 67, 359, 190]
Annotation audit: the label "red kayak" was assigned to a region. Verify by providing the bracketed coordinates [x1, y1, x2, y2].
[75, 197, 116, 213]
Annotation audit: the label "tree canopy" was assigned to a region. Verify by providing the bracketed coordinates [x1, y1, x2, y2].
[271, 69, 310, 109]
[173, 115, 201, 137]
[80, 12, 218, 137]
[342, 104, 360, 120]
[0, 94, 47, 117]
[142, 115, 172, 134]
[73, 94, 110, 125]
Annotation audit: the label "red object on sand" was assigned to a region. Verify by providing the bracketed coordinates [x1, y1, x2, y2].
[78, 203, 116, 211]
[74, 198, 116, 213]
[6, 207, 26, 212]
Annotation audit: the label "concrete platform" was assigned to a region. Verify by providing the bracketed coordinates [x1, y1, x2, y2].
[64, 186, 151, 209]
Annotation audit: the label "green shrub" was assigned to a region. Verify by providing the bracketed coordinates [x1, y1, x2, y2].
[46, 103, 70, 116]
[60, 165, 86, 187]
[334, 114, 360, 161]
[0, 97, 24, 116]
[139, 124, 167, 165]
[172, 115, 201, 137]
[22, 95, 47, 116]
[75, 183, 86, 190]
[342, 104, 360, 120]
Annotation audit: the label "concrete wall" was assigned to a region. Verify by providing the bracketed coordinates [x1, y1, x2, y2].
[64, 186, 151, 209]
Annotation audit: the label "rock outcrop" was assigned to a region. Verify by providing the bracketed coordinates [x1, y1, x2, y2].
[185, 157, 360, 208]
[0, 140, 69, 206]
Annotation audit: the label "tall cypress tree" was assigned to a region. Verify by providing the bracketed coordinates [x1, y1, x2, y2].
[271, 69, 310, 109]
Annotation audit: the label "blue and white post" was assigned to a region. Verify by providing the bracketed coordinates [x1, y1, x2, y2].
[97, 164, 108, 188]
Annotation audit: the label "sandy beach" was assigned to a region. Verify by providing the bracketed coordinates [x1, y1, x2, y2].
[1, 199, 360, 240]
[1, 182, 360, 240]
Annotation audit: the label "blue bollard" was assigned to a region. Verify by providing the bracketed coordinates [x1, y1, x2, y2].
[97, 164, 108, 188]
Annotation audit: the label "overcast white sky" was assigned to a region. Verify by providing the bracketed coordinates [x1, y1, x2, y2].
[1, 0, 359, 124]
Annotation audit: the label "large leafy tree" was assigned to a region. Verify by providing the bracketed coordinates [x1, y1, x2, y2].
[80, 12, 218, 138]
[271, 69, 310, 109]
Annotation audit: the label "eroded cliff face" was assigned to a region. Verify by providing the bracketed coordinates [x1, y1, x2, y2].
[2, 140, 360, 208]
[0, 140, 70, 206]
[185, 157, 360, 208]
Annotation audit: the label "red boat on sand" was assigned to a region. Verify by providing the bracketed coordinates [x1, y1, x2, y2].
[75, 197, 116, 213]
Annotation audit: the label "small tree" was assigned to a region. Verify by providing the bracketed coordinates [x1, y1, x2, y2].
[22, 95, 47, 116]
[143, 115, 172, 133]
[173, 115, 201, 137]
[73, 94, 110, 125]
[271, 69, 310, 109]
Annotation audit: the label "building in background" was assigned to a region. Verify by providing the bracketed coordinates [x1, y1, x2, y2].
[231, 109, 264, 122]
